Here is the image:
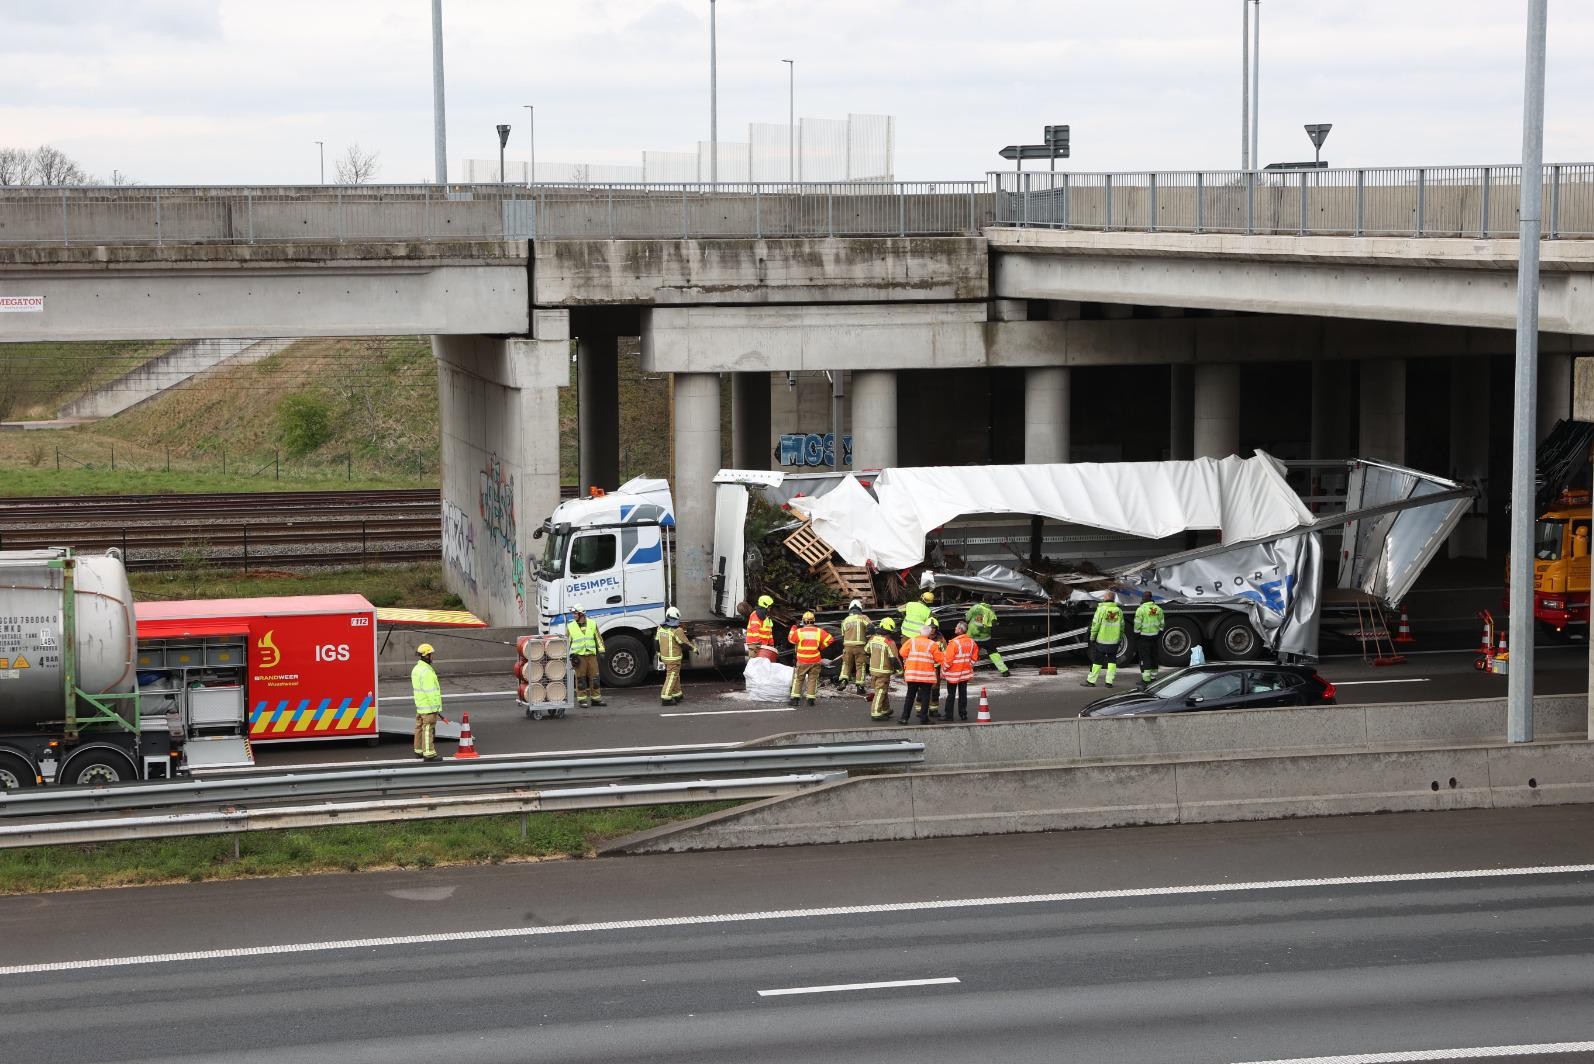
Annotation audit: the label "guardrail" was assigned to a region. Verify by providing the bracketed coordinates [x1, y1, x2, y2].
[0, 182, 992, 245]
[0, 774, 839, 848]
[990, 163, 1594, 238]
[0, 741, 925, 817]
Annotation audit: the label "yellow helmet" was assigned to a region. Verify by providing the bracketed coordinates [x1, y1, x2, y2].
[921, 591, 935, 604]
[757, 595, 774, 609]
[416, 643, 435, 657]
[802, 610, 816, 622]
[878, 617, 896, 632]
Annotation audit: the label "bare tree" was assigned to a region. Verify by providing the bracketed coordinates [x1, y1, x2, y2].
[334, 144, 380, 185]
[29, 145, 90, 186]
[0, 147, 32, 186]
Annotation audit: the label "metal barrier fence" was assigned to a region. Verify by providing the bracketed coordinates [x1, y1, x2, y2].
[0, 181, 992, 245]
[990, 163, 1594, 238]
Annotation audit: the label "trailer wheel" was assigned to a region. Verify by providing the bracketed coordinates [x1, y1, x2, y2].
[600, 634, 651, 688]
[1214, 616, 1262, 660]
[61, 749, 136, 787]
[0, 753, 36, 790]
[1157, 620, 1201, 668]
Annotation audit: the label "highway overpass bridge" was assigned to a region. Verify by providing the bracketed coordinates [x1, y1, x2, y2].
[1, 167, 1592, 625]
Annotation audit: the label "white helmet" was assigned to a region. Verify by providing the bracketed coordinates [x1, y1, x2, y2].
[665, 606, 682, 620]
[849, 599, 863, 612]
[571, 603, 586, 614]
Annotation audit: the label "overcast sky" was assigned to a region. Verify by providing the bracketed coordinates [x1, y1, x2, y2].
[3, 0, 1592, 185]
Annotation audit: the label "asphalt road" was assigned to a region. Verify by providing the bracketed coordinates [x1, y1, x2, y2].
[8, 806, 1594, 1063]
[253, 639, 1592, 768]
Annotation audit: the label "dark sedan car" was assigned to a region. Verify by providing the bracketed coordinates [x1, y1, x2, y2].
[1080, 662, 1337, 717]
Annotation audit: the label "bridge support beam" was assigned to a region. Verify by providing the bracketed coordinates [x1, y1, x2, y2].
[732, 372, 771, 470]
[851, 371, 898, 470]
[434, 333, 568, 628]
[1539, 350, 1573, 439]
[1450, 357, 1491, 558]
[1359, 358, 1407, 463]
[673, 372, 722, 618]
[1023, 367, 1071, 464]
[1194, 363, 1240, 459]
[578, 332, 620, 492]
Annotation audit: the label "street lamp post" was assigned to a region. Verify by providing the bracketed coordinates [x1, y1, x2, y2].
[709, 0, 718, 186]
[431, 0, 448, 185]
[1250, 0, 1261, 168]
[523, 104, 535, 186]
[315, 140, 324, 184]
[1241, 0, 1249, 170]
[496, 124, 512, 184]
[782, 59, 794, 184]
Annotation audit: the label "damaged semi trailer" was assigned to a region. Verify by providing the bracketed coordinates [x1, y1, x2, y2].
[534, 455, 1475, 686]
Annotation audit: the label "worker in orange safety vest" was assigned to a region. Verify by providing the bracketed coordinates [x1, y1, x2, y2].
[745, 594, 776, 659]
[940, 621, 980, 722]
[787, 611, 835, 707]
[897, 625, 945, 725]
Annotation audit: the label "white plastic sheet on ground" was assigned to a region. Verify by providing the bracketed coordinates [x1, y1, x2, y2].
[743, 656, 794, 702]
[789, 454, 1313, 572]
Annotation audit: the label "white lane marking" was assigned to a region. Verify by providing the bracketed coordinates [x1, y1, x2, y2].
[379, 692, 519, 703]
[758, 977, 959, 997]
[6, 863, 1594, 979]
[660, 707, 798, 717]
[1232, 1041, 1594, 1063]
[1332, 679, 1431, 687]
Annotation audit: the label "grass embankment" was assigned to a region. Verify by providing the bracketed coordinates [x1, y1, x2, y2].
[129, 563, 459, 609]
[0, 805, 731, 894]
[0, 340, 174, 422]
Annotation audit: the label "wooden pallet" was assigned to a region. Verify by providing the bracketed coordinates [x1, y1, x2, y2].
[783, 520, 833, 571]
[821, 562, 875, 607]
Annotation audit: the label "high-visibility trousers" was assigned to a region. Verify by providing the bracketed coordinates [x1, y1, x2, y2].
[413, 710, 439, 756]
[660, 660, 683, 702]
[573, 655, 601, 702]
[791, 661, 822, 700]
[870, 673, 893, 718]
[839, 645, 867, 684]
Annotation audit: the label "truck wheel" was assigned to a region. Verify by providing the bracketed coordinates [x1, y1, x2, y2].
[1157, 620, 1201, 668]
[0, 753, 36, 790]
[1112, 633, 1134, 664]
[61, 750, 136, 787]
[1214, 617, 1262, 660]
[600, 634, 651, 688]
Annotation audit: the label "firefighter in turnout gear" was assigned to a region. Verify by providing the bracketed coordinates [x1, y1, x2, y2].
[788, 611, 835, 706]
[745, 594, 776, 659]
[1133, 592, 1166, 686]
[568, 605, 606, 707]
[656, 606, 689, 705]
[899, 591, 935, 639]
[964, 601, 1009, 676]
[411, 643, 446, 760]
[866, 617, 900, 720]
[837, 599, 871, 695]
[1083, 591, 1125, 688]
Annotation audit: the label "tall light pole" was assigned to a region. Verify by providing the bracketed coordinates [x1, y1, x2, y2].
[782, 59, 794, 184]
[1250, 0, 1261, 168]
[523, 104, 535, 185]
[1240, 1, 1249, 170]
[315, 140, 324, 184]
[1508, 0, 1549, 743]
[709, 0, 718, 185]
[431, 0, 448, 185]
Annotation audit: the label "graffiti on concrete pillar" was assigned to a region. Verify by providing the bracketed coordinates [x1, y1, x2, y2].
[478, 452, 526, 617]
[441, 500, 478, 593]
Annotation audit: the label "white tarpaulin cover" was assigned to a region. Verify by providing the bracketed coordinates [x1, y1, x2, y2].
[789, 454, 1313, 572]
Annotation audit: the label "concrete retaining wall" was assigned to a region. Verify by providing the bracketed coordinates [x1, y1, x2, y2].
[611, 739, 1594, 853]
[760, 693, 1586, 768]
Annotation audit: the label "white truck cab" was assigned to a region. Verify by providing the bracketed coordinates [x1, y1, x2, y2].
[535, 477, 676, 687]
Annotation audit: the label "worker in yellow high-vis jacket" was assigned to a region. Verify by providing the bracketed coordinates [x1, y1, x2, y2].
[411, 643, 448, 760]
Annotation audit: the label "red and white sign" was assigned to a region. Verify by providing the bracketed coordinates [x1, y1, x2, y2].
[0, 296, 44, 313]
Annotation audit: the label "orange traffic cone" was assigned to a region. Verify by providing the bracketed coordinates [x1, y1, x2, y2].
[453, 712, 480, 759]
[1393, 603, 1415, 644]
[1478, 617, 1493, 656]
[976, 687, 991, 723]
[1493, 629, 1510, 675]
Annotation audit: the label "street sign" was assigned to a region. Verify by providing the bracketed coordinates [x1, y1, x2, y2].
[999, 144, 1066, 161]
[1044, 124, 1070, 151]
[1303, 123, 1333, 149]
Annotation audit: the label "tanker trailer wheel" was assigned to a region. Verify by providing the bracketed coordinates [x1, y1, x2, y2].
[61, 749, 136, 787]
[600, 634, 650, 689]
[0, 753, 36, 790]
[1157, 620, 1201, 668]
[1214, 617, 1262, 660]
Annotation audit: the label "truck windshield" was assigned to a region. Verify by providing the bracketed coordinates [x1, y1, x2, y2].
[541, 530, 570, 579]
[1536, 520, 1565, 561]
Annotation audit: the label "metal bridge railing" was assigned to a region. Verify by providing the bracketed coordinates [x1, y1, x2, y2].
[0, 181, 993, 245]
[989, 163, 1594, 238]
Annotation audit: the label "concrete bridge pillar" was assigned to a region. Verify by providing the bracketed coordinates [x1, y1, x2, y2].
[1449, 356, 1491, 558]
[673, 372, 722, 617]
[1168, 365, 1192, 460]
[1193, 363, 1240, 459]
[434, 329, 568, 628]
[1023, 367, 1071, 464]
[1359, 358, 1406, 463]
[1539, 350, 1573, 440]
[732, 372, 771, 470]
[577, 332, 620, 492]
[851, 371, 898, 469]
[1310, 360, 1355, 460]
